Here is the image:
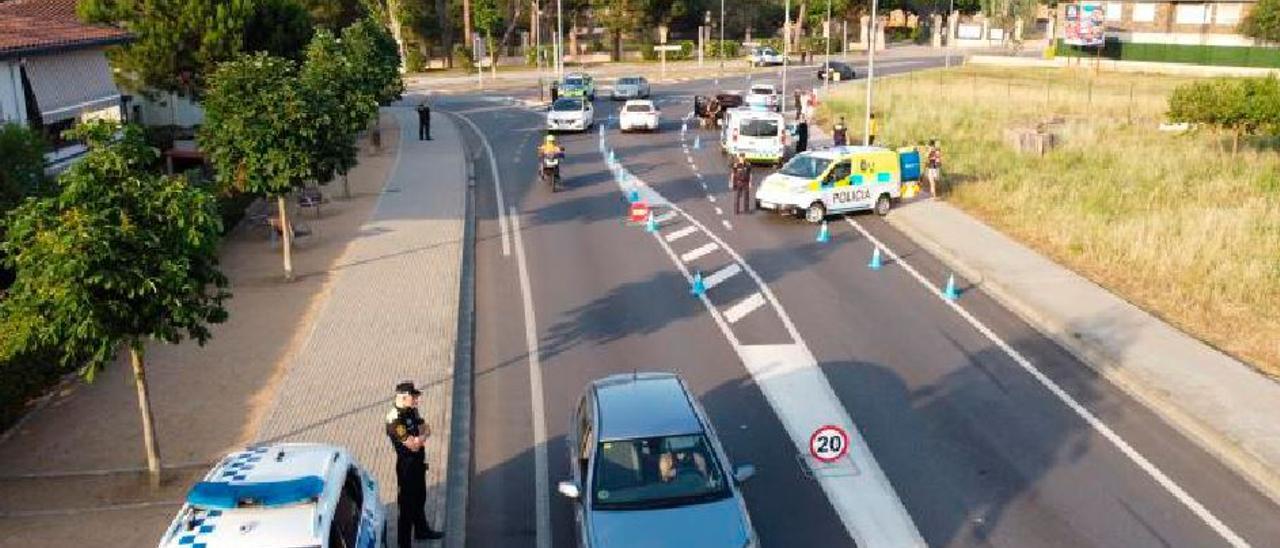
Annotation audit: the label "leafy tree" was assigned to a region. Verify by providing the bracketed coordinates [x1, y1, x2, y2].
[0, 121, 228, 483]
[201, 54, 315, 280]
[300, 30, 378, 198]
[1168, 76, 1280, 154]
[302, 0, 369, 29]
[0, 124, 47, 215]
[79, 0, 315, 95]
[343, 17, 405, 105]
[1242, 0, 1280, 43]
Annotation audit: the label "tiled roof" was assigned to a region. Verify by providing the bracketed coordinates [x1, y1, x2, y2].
[0, 0, 131, 59]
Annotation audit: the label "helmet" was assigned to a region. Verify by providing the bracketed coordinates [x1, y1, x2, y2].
[544, 134, 556, 143]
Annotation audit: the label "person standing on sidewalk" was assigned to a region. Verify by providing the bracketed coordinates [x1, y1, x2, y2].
[731, 153, 753, 214]
[795, 118, 809, 154]
[793, 89, 803, 116]
[386, 381, 444, 546]
[926, 139, 943, 197]
[416, 102, 432, 141]
[832, 116, 848, 147]
[550, 81, 559, 103]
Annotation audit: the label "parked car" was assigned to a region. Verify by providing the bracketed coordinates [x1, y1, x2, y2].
[748, 46, 784, 66]
[158, 443, 385, 548]
[547, 97, 595, 132]
[611, 76, 651, 100]
[558, 372, 758, 548]
[619, 100, 660, 133]
[817, 61, 857, 81]
[561, 73, 596, 101]
[745, 83, 781, 112]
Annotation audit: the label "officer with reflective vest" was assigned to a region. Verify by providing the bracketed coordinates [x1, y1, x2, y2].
[386, 381, 444, 545]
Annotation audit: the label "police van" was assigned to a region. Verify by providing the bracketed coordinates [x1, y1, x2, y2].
[158, 443, 386, 548]
[720, 106, 788, 165]
[755, 145, 922, 223]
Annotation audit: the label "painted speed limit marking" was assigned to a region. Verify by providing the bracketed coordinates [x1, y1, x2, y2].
[810, 424, 850, 463]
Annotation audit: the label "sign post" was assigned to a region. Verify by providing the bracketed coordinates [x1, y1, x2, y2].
[809, 424, 850, 463]
[658, 25, 670, 82]
[654, 45, 682, 81]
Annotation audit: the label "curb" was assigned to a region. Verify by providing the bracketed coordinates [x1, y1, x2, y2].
[443, 113, 478, 548]
[884, 207, 1280, 507]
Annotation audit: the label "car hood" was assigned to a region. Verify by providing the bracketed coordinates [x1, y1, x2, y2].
[588, 497, 750, 548]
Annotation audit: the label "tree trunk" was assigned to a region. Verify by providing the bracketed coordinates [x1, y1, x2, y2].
[130, 342, 162, 488]
[1233, 128, 1240, 155]
[612, 29, 622, 62]
[342, 171, 351, 199]
[499, 0, 522, 60]
[277, 195, 294, 281]
[464, 0, 473, 50]
[436, 0, 452, 68]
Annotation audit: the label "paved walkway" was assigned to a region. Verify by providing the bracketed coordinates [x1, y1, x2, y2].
[885, 199, 1280, 505]
[253, 108, 467, 544]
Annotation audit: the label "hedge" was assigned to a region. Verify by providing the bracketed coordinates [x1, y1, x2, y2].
[1056, 39, 1280, 68]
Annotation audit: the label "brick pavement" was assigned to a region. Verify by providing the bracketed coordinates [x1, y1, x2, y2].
[253, 108, 467, 543]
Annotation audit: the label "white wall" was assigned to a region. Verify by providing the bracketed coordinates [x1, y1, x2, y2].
[0, 61, 28, 125]
[132, 90, 205, 128]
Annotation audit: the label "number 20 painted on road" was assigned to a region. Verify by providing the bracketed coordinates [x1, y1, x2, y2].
[809, 424, 851, 463]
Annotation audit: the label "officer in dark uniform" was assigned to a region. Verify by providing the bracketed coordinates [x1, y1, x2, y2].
[832, 116, 849, 147]
[386, 381, 444, 546]
[416, 102, 432, 141]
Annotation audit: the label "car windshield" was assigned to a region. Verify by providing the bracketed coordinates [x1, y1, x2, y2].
[624, 104, 653, 113]
[740, 118, 779, 137]
[591, 434, 730, 510]
[779, 155, 832, 178]
[564, 77, 585, 86]
[553, 98, 584, 111]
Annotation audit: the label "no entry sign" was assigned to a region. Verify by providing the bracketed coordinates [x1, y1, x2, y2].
[629, 201, 650, 223]
[810, 424, 850, 463]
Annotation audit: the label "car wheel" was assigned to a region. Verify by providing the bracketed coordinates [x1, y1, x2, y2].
[875, 194, 891, 216]
[806, 202, 826, 223]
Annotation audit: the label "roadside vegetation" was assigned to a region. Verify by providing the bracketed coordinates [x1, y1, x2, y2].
[819, 65, 1280, 378]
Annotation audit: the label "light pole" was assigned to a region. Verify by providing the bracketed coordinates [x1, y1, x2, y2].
[945, 0, 955, 68]
[555, 0, 563, 77]
[781, 0, 790, 118]
[718, 0, 725, 83]
[823, 0, 832, 94]
[863, 0, 878, 146]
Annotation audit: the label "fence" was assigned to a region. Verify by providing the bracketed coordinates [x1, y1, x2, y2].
[1056, 39, 1280, 69]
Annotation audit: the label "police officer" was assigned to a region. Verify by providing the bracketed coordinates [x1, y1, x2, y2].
[832, 116, 848, 147]
[386, 381, 444, 545]
[416, 102, 432, 141]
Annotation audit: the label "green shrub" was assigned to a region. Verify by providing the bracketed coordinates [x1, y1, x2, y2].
[1056, 39, 1280, 68]
[453, 43, 474, 67]
[707, 40, 740, 58]
[403, 46, 427, 72]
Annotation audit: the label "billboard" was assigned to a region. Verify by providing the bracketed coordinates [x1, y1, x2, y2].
[1064, 2, 1106, 47]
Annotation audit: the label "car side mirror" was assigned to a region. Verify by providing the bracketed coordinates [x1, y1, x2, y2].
[557, 480, 581, 499]
[733, 464, 756, 484]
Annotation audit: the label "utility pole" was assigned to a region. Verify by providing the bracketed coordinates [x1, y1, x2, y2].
[864, 0, 878, 146]
[824, 0, 832, 94]
[556, 0, 564, 77]
[534, 1, 542, 101]
[719, 0, 726, 84]
[945, 0, 955, 68]
[781, 0, 790, 118]
[464, 0, 473, 55]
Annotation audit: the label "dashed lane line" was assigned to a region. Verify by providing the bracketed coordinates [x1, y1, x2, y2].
[723, 292, 767, 324]
[703, 263, 743, 290]
[721, 219, 734, 231]
[680, 242, 720, 263]
[665, 225, 699, 243]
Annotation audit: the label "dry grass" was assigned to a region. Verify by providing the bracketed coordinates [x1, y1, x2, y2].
[820, 65, 1280, 378]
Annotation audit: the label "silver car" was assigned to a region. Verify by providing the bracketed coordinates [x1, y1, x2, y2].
[558, 372, 758, 548]
[611, 76, 651, 100]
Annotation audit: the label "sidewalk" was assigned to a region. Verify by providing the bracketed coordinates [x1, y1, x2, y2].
[885, 200, 1280, 504]
[253, 108, 468, 545]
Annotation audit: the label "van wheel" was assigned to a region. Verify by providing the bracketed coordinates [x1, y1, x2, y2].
[875, 194, 891, 216]
[805, 202, 826, 223]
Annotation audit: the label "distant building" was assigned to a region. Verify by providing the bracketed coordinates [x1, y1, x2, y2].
[0, 0, 131, 172]
[1059, 1, 1259, 47]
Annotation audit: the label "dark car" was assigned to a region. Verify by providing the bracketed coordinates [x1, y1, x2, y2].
[818, 61, 856, 82]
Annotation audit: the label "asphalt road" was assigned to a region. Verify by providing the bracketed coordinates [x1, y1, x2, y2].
[445, 57, 1280, 547]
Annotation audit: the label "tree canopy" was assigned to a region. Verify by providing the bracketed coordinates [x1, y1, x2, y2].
[300, 29, 378, 186]
[1242, 0, 1280, 43]
[342, 17, 405, 105]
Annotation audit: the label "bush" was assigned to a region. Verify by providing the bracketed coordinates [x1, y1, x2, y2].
[403, 46, 427, 72]
[1168, 76, 1280, 152]
[525, 44, 554, 66]
[707, 40, 740, 58]
[453, 43, 474, 68]
[1056, 39, 1280, 68]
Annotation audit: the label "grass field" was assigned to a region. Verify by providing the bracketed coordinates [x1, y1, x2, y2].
[819, 65, 1280, 378]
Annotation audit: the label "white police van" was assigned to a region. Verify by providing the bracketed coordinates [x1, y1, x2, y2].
[755, 145, 921, 223]
[158, 443, 386, 548]
[720, 106, 788, 166]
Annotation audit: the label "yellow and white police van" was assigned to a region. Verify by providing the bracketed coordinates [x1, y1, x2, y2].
[755, 145, 922, 223]
[720, 106, 788, 166]
[158, 443, 386, 548]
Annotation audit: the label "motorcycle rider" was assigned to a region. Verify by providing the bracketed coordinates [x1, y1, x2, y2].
[538, 134, 565, 188]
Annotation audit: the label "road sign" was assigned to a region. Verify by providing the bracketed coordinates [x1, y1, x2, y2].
[629, 201, 650, 223]
[809, 424, 850, 463]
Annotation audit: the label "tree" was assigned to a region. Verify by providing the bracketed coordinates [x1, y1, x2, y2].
[302, 0, 369, 29]
[343, 17, 405, 105]
[1242, 0, 1280, 44]
[1168, 76, 1280, 154]
[0, 121, 229, 484]
[300, 30, 378, 198]
[79, 0, 315, 95]
[201, 54, 315, 280]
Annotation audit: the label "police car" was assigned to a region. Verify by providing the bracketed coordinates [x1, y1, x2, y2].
[720, 107, 788, 165]
[755, 145, 921, 223]
[158, 443, 386, 548]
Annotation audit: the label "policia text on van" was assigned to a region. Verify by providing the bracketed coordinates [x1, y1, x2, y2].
[754, 146, 923, 223]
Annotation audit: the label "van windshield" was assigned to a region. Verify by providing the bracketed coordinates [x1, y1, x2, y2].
[779, 155, 832, 179]
[740, 119, 779, 137]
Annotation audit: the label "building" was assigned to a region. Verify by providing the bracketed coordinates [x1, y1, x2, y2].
[1060, 1, 1259, 47]
[0, 0, 131, 172]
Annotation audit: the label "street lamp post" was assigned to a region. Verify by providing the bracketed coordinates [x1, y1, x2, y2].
[556, 0, 563, 77]
[718, 0, 725, 84]
[945, 0, 955, 68]
[781, 0, 790, 118]
[864, 0, 878, 146]
[824, 0, 832, 94]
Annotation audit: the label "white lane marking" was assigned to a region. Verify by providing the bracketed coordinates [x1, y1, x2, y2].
[707, 195, 717, 203]
[680, 242, 720, 263]
[653, 211, 677, 224]
[723, 292, 766, 324]
[448, 111, 511, 257]
[510, 208, 552, 548]
[665, 225, 699, 243]
[842, 217, 1250, 548]
[714, 207, 724, 215]
[721, 219, 734, 231]
[703, 263, 743, 290]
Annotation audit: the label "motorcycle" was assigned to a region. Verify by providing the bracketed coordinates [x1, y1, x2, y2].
[540, 151, 562, 192]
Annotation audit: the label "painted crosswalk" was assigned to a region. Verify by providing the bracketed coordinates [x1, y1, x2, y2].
[703, 263, 742, 291]
[665, 225, 699, 243]
[680, 242, 719, 263]
[723, 292, 766, 324]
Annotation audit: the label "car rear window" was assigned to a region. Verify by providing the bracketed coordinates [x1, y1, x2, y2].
[740, 118, 779, 137]
[624, 104, 653, 113]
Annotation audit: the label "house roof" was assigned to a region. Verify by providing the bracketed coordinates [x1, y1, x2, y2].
[0, 0, 131, 60]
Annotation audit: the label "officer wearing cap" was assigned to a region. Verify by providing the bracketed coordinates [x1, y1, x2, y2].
[386, 381, 444, 545]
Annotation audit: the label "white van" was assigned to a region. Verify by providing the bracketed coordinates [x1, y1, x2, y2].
[720, 107, 788, 165]
[756, 146, 916, 223]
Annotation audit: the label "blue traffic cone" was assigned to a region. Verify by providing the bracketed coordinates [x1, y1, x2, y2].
[690, 271, 706, 296]
[693, 135, 701, 150]
[629, 187, 640, 203]
[608, 149, 616, 164]
[868, 247, 883, 270]
[943, 274, 960, 301]
[645, 211, 657, 233]
[816, 221, 830, 243]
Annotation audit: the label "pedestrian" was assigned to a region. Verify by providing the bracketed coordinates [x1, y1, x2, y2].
[867, 112, 879, 145]
[795, 118, 809, 154]
[416, 102, 432, 141]
[386, 381, 444, 546]
[832, 116, 848, 147]
[926, 139, 943, 197]
[550, 81, 559, 103]
[731, 152, 753, 214]
[793, 89, 802, 116]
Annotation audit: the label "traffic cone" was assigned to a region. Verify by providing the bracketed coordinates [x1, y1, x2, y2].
[943, 274, 960, 301]
[868, 247, 882, 270]
[629, 187, 640, 203]
[690, 271, 706, 296]
[693, 135, 701, 150]
[816, 221, 830, 243]
[645, 211, 658, 233]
